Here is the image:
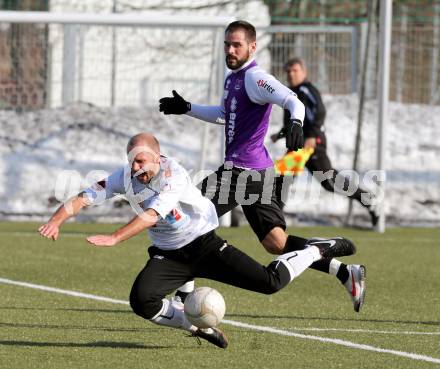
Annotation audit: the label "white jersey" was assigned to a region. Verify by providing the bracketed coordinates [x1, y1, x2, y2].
[84, 156, 218, 250]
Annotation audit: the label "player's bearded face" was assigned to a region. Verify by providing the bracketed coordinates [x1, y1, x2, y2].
[128, 147, 160, 184]
[224, 30, 256, 70]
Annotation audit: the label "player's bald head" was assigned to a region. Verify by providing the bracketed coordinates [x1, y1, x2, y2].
[127, 133, 160, 154]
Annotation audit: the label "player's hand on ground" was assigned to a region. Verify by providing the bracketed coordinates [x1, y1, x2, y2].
[286, 119, 304, 151]
[159, 90, 191, 115]
[38, 222, 60, 241]
[86, 234, 118, 247]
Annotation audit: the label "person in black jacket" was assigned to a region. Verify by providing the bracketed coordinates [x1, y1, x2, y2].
[271, 57, 378, 227]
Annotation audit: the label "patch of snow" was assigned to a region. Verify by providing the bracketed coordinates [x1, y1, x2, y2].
[1, 95, 439, 226]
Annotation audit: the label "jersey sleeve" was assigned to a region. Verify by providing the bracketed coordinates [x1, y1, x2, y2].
[82, 167, 125, 205]
[187, 104, 225, 125]
[245, 67, 305, 123]
[147, 163, 189, 219]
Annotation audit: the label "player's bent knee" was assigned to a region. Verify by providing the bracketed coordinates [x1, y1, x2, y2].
[260, 282, 284, 295]
[261, 227, 287, 255]
[260, 274, 287, 295]
[261, 241, 284, 255]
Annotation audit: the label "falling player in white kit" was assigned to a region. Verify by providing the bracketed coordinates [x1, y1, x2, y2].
[39, 133, 357, 349]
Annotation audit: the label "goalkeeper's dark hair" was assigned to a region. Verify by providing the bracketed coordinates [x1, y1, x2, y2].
[225, 20, 256, 42]
[284, 57, 306, 71]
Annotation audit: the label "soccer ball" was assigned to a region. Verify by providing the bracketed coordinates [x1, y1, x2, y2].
[184, 287, 226, 328]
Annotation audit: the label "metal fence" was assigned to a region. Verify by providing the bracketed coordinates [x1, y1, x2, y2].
[0, 7, 439, 225]
[258, 25, 358, 95]
[264, 0, 440, 106]
[2, 1, 439, 107]
[0, 20, 358, 109]
[263, 0, 437, 25]
[391, 22, 440, 105]
[0, 12, 228, 110]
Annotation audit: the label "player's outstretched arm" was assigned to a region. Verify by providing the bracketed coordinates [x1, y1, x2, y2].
[159, 90, 225, 125]
[86, 208, 158, 247]
[38, 194, 90, 241]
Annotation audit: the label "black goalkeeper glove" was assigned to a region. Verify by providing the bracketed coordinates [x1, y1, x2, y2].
[159, 90, 191, 115]
[286, 119, 304, 151]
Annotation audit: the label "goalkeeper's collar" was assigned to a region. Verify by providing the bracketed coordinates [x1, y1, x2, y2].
[229, 58, 255, 74]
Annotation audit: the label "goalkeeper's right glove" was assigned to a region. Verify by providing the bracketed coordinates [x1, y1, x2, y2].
[159, 90, 191, 115]
[286, 119, 304, 151]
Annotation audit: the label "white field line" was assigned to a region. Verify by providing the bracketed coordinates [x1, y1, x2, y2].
[0, 278, 129, 306]
[1, 277, 440, 364]
[286, 327, 440, 336]
[222, 319, 440, 364]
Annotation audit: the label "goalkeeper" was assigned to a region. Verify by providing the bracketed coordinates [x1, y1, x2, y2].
[159, 21, 366, 313]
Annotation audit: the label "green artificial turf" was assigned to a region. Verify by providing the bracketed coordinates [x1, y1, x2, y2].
[0, 222, 439, 369]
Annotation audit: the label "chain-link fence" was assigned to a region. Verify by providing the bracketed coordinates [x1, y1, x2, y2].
[2, 0, 439, 107]
[263, 0, 440, 105]
[263, 0, 436, 24]
[258, 25, 358, 95]
[0, 1, 439, 225]
[0, 13, 226, 110]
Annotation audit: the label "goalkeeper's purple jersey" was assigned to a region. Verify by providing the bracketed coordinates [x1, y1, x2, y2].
[223, 60, 273, 169]
[188, 59, 305, 170]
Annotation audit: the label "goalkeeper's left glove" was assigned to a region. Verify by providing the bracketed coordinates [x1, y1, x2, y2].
[286, 119, 304, 151]
[159, 90, 191, 115]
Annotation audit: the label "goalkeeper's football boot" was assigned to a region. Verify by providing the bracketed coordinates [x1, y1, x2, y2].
[306, 237, 356, 258]
[192, 327, 228, 349]
[344, 264, 366, 312]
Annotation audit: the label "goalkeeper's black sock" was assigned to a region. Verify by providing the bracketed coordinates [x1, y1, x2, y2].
[336, 263, 349, 284]
[309, 259, 332, 273]
[283, 235, 307, 252]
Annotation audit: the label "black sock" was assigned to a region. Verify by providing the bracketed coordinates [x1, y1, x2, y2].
[336, 263, 349, 284]
[283, 235, 307, 253]
[175, 290, 189, 303]
[309, 258, 331, 273]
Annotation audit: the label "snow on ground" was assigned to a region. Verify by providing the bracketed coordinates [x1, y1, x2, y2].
[1, 95, 439, 226]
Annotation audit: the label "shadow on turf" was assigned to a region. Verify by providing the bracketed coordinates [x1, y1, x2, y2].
[0, 340, 169, 349]
[0, 321, 161, 333]
[0, 306, 130, 314]
[225, 313, 440, 326]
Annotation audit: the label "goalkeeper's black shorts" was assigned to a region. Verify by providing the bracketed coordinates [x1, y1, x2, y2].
[198, 164, 286, 241]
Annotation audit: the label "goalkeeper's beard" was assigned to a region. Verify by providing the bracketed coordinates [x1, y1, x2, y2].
[226, 51, 250, 70]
